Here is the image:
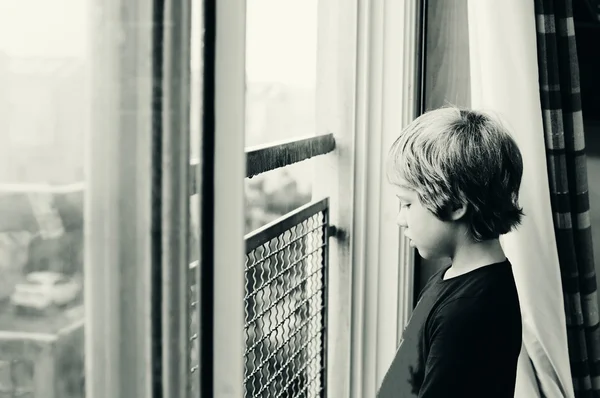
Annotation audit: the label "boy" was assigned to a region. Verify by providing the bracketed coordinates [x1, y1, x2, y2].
[377, 107, 523, 397]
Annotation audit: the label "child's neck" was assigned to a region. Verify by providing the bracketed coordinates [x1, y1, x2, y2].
[445, 238, 506, 280]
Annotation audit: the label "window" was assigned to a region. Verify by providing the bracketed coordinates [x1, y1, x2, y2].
[242, 3, 334, 396]
[0, 0, 422, 396]
[244, 0, 319, 233]
[416, 0, 471, 297]
[245, 0, 318, 147]
[0, 0, 87, 395]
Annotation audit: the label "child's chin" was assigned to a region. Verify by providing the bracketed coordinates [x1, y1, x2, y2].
[415, 248, 434, 260]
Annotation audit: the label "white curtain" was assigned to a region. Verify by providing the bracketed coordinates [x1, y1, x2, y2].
[467, 1, 574, 397]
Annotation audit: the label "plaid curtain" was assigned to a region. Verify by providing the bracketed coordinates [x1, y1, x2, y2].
[535, 0, 600, 396]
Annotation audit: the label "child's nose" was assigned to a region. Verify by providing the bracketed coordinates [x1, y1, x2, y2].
[396, 212, 408, 228]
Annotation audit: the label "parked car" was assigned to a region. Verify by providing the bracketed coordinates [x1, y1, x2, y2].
[10, 271, 81, 313]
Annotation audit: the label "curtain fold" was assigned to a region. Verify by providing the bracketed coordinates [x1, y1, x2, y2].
[467, 1, 575, 397]
[534, 0, 600, 396]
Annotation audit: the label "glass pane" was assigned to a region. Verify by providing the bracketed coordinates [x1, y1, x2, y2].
[243, 3, 320, 396]
[244, 0, 318, 233]
[245, 163, 313, 234]
[0, 0, 87, 396]
[245, 0, 318, 147]
[416, 0, 471, 294]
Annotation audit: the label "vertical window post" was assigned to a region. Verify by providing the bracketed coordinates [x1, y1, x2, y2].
[86, 0, 195, 396]
[313, 0, 358, 397]
[197, 0, 246, 396]
[343, 0, 421, 396]
[161, 0, 193, 396]
[86, 1, 158, 396]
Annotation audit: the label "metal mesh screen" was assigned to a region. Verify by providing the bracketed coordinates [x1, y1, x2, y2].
[243, 199, 329, 398]
[188, 199, 329, 398]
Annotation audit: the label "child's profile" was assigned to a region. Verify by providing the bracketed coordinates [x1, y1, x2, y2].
[377, 106, 524, 397]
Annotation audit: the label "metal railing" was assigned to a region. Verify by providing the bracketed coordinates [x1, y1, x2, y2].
[243, 198, 329, 398]
[189, 198, 330, 398]
[189, 133, 336, 194]
[189, 132, 335, 397]
[245, 133, 335, 178]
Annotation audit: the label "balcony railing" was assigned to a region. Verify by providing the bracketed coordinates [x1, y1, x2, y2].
[189, 133, 335, 195]
[190, 198, 330, 398]
[190, 134, 335, 397]
[243, 198, 329, 398]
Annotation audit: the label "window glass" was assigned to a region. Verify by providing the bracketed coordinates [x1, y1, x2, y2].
[416, 0, 471, 297]
[0, 0, 87, 395]
[245, 0, 318, 233]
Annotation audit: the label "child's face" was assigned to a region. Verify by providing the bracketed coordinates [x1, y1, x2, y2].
[393, 182, 460, 260]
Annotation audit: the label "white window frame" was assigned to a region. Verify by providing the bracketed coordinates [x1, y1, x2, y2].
[314, 0, 421, 396]
[207, 0, 247, 396]
[192, 0, 247, 396]
[353, 0, 421, 394]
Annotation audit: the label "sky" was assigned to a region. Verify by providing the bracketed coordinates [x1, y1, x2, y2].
[0, 0, 318, 88]
[0, 0, 88, 57]
[245, 0, 318, 88]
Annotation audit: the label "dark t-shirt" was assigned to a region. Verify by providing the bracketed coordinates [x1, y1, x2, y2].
[377, 260, 522, 397]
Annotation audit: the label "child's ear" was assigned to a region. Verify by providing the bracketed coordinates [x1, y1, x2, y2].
[449, 202, 468, 221]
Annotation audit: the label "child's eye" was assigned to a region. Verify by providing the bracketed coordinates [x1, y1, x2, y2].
[401, 203, 411, 209]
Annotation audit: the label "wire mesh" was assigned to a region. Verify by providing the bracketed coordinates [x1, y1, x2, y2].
[243, 200, 328, 398]
[188, 199, 329, 398]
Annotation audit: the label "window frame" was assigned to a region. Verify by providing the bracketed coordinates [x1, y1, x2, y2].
[196, 0, 247, 396]
[84, 0, 421, 396]
[342, 0, 422, 395]
[85, 0, 159, 394]
[85, 0, 200, 397]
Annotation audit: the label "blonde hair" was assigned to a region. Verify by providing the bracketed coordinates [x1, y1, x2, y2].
[386, 106, 524, 241]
